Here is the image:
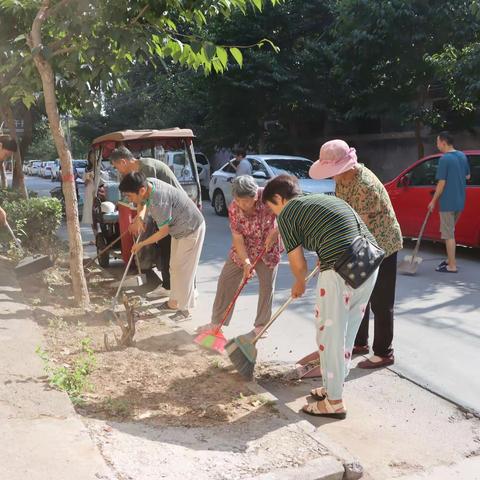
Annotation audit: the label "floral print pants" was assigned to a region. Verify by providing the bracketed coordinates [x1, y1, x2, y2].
[315, 269, 378, 400]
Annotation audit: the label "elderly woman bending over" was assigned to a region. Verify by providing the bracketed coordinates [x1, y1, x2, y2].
[198, 175, 281, 336]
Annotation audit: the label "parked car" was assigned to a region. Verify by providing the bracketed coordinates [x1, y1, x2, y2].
[40, 160, 56, 178]
[54, 159, 88, 182]
[23, 160, 31, 174]
[51, 159, 60, 180]
[29, 161, 42, 176]
[195, 152, 211, 198]
[209, 154, 336, 216]
[385, 150, 480, 248]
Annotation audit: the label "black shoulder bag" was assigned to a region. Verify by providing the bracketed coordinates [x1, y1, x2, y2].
[333, 208, 385, 289]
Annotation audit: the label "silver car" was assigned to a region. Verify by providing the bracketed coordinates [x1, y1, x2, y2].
[209, 154, 335, 216]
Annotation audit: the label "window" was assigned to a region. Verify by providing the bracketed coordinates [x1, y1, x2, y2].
[247, 158, 269, 176]
[173, 153, 187, 166]
[222, 163, 236, 174]
[408, 158, 439, 186]
[467, 155, 480, 186]
[195, 153, 209, 166]
[265, 159, 313, 179]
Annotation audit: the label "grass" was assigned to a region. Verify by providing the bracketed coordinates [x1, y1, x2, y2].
[36, 337, 96, 405]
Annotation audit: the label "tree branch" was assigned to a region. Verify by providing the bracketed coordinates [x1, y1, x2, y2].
[131, 4, 149, 25]
[44, 0, 73, 21]
[49, 33, 73, 53]
[29, 0, 50, 50]
[52, 46, 76, 57]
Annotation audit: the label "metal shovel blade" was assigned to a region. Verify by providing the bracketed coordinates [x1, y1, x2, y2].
[15, 255, 53, 278]
[398, 255, 423, 276]
[111, 273, 146, 289]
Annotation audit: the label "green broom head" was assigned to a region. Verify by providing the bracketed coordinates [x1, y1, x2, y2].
[225, 335, 257, 380]
[194, 329, 227, 353]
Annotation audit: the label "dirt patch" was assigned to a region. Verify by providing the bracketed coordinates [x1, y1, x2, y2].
[21, 262, 279, 428]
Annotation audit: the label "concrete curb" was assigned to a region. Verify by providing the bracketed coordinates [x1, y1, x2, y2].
[246, 457, 345, 480]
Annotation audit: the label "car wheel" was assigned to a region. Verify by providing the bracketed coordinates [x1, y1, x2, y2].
[213, 189, 228, 216]
[96, 233, 110, 268]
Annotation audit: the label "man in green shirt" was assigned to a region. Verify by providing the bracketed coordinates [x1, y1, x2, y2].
[263, 175, 379, 419]
[110, 146, 181, 299]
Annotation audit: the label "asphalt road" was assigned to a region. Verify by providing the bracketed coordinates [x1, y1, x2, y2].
[21, 173, 480, 415]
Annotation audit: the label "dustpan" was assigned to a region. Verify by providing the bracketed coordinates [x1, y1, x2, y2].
[4, 222, 53, 278]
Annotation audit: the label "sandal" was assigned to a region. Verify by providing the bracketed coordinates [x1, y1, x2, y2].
[302, 397, 347, 419]
[309, 386, 327, 399]
[435, 264, 458, 273]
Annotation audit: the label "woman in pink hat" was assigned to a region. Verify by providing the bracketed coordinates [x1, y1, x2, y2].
[309, 139, 402, 369]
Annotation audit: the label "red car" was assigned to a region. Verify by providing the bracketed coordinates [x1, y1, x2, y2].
[385, 150, 480, 247]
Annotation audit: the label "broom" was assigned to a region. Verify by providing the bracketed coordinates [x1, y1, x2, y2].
[226, 265, 320, 380]
[194, 249, 265, 353]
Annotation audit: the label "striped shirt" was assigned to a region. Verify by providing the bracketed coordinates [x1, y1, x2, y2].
[278, 194, 376, 272]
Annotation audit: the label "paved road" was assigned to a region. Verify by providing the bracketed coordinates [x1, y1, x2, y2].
[22, 174, 480, 414]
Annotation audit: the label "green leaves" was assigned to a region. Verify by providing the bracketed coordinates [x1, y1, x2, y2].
[230, 47, 243, 67]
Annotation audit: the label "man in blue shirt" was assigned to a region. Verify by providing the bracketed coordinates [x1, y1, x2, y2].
[428, 132, 470, 273]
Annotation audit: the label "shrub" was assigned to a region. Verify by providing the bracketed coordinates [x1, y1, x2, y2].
[1, 196, 62, 253]
[0, 188, 38, 203]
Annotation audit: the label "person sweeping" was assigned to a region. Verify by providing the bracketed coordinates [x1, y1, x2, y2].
[197, 175, 281, 338]
[119, 172, 205, 321]
[262, 175, 382, 419]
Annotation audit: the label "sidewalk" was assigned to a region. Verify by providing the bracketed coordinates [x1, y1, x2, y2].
[0, 258, 114, 480]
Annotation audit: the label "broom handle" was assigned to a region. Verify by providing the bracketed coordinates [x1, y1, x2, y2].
[213, 248, 266, 334]
[84, 230, 129, 269]
[411, 210, 431, 260]
[252, 265, 320, 344]
[4, 221, 23, 250]
[113, 234, 142, 301]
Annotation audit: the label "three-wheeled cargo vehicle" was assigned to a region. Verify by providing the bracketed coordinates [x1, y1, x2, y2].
[87, 128, 202, 268]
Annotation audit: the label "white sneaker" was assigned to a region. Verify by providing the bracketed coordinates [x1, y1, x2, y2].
[146, 285, 171, 299]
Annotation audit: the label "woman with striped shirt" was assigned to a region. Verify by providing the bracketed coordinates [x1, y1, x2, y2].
[263, 175, 379, 419]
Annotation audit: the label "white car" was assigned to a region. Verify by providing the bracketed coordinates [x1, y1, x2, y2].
[53, 159, 88, 181]
[195, 152, 211, 197]
[209, 155, 335, 216]
[29, 161, 42, 176]
[41, 161, 56, 178]
[51, 159, 60, 180]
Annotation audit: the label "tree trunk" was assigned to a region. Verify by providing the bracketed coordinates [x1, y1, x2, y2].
[415, 118, 424, 159]
[29, 8, 90, 308]
[1, 103, 27, 197]
[0, 161, 7, 189]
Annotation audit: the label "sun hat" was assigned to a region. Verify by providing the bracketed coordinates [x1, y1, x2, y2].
[309, 139, 357, 179]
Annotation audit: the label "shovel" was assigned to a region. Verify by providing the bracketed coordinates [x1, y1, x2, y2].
[4, 222, 53, 278]
[111, 235, 146, 310]
[398, 210, 431, 276]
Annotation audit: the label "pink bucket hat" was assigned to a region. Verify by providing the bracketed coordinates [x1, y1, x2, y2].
[309, 139, 357, 179]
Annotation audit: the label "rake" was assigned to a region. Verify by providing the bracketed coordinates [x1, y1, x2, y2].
[194, 249, 265, 354]
[226, 265, 320, 380]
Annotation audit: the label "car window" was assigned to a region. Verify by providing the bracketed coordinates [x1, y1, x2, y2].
[73, 160, 88, 168]
[173, 153, 187, 166]
[265, 159, 313, 179]
[467, 155, 480, 186]
[407, 157, 439, 186]
[222, 162, 236, 174]
[195, 154, 208, 166]
[247, 158, 269, 175]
